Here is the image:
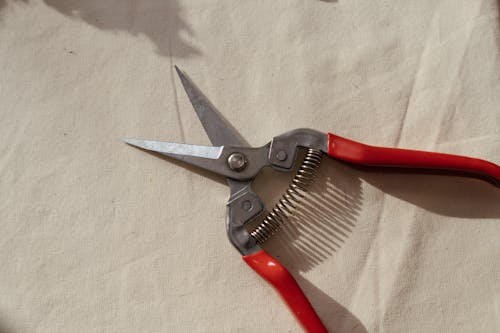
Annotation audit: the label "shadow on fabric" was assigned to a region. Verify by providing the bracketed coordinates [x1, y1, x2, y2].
[254, 156, 366, 332]
[0, 0, 200, 58]
[0, 319, 14, 333]
[254, 152, 499, 331]
[295, 276, 368, 333]
[352, 166, 500, 219]
[257, 157, 363, 273]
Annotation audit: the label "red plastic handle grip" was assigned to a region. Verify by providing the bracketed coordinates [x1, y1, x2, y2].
[243, 250, 328, 333]
[328, 133, 500, 186]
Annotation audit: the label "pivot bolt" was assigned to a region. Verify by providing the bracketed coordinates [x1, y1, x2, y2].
[227, 152, 247, 171]
[241, 200, 253, 211]
[276, 150, 287, 161]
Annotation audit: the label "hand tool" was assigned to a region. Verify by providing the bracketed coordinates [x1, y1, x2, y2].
[124, 67, 500, 333]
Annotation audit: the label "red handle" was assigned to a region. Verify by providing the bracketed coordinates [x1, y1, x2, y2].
[328, 133, 500, 186]
[243, 250, 328, 333]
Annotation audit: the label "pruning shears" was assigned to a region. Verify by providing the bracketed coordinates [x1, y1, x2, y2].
[124, 67, 500, 332]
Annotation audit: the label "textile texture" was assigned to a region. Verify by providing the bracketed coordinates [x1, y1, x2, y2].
[0, 1, 499, 332]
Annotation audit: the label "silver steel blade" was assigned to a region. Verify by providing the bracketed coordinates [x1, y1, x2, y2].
[174, 66, 249, 147]
[123, 139, 223, 159]
[123, 138, 270, 181]
[123, 138, 231, 178]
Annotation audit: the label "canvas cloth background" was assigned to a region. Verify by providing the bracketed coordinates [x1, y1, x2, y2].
[0, 1, 499, 332]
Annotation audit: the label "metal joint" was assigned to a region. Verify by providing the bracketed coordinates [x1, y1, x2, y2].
[268, 128, 327, 169]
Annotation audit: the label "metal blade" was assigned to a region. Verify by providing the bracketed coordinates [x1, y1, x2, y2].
[123, 138, 270, 181]
[123, 139, 223, 159]
[174, 66, 249, 147]
[123, 138, 230, 178]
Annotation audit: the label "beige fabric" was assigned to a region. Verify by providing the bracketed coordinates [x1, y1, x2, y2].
[1, 1, 499, 332]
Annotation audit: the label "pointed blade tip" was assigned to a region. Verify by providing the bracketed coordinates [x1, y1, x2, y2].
[174, 65, 183, 78]
[122, 138, 149, 150]
[122, 138, 137, 145]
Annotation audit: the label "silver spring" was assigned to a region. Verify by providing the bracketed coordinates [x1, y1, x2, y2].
[250, 148, 323, 244]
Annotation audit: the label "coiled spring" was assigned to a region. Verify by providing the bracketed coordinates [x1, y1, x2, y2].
[249, 148, 323, 244]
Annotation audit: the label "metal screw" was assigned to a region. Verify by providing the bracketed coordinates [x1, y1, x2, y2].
[276, 150, 287, 161]
[227, 152, 247, 171]
[241, 200, 253, 211]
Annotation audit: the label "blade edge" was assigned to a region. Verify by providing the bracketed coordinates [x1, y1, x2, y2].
[123, 139, 223, 160]
[174, 66, 249, 147]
